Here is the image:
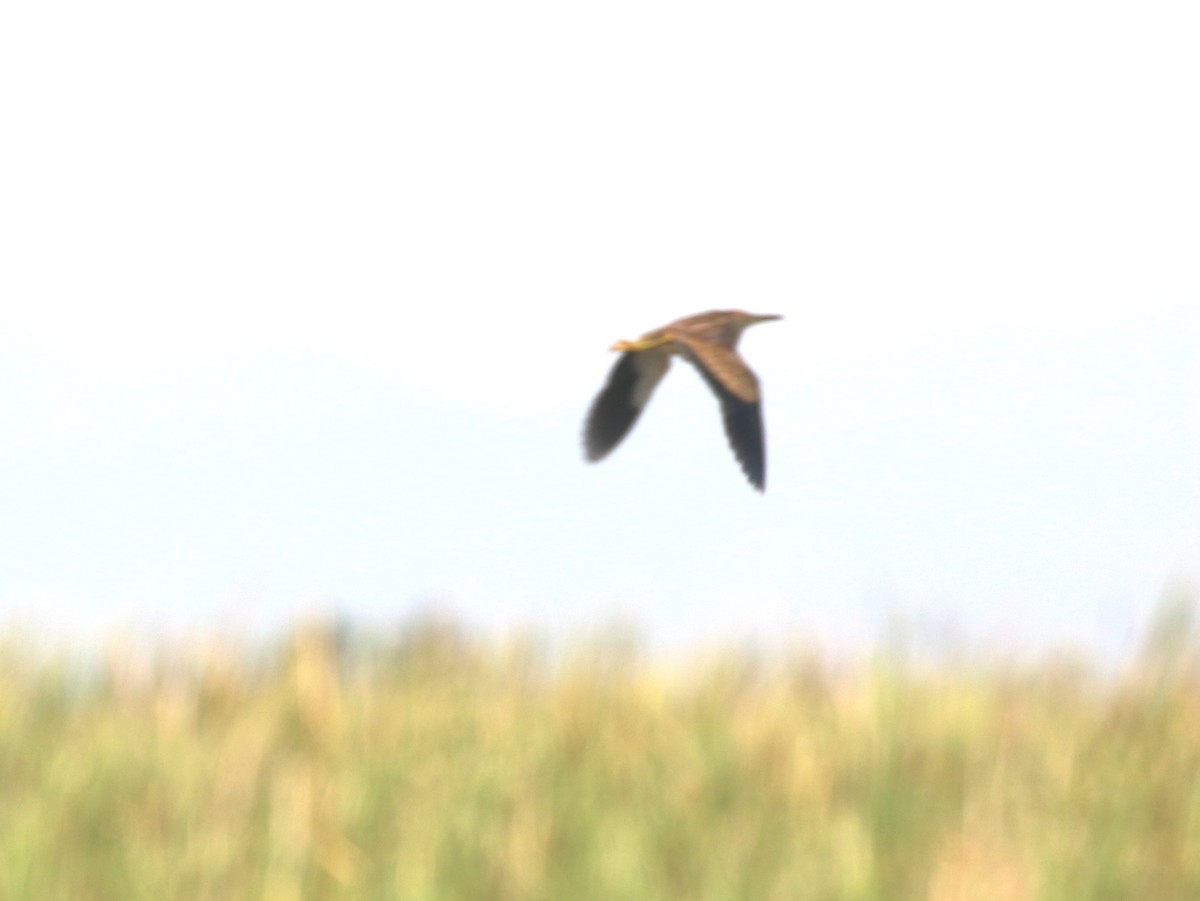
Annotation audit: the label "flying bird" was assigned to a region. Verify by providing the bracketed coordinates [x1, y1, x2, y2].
[584, 310, 782, 491]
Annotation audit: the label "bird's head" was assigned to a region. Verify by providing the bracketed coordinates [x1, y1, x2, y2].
[721, 311, 782, 346]
[735, 311, 783, 328]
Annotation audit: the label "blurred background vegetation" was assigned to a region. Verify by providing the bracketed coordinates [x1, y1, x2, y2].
[1, 588, 1198, 900]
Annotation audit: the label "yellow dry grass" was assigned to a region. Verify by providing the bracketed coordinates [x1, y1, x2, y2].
[1, 598, 1198, 900]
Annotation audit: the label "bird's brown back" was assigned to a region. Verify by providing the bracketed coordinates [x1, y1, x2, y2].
[657, 310, 751, 348]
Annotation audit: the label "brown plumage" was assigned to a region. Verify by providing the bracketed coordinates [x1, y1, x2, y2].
[583, 310, 782, 491]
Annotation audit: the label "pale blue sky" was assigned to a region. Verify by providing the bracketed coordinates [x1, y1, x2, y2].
[2, 1, 1197, 657]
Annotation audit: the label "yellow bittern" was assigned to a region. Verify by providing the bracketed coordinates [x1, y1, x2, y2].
[584, 310, 782, 491]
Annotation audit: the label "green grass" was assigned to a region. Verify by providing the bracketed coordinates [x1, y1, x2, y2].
[2, 599, 1199, 900]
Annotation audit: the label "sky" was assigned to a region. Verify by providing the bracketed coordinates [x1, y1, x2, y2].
[2, 1, 1198, 659]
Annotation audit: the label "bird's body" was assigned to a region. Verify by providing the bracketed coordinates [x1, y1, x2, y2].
[583, 310, 781, 490]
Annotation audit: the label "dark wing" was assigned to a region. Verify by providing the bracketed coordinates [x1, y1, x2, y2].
[583, 348, 671, 462]
[678, 340, 766, 490]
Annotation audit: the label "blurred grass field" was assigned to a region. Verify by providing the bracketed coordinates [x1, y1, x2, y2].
[2, 594, 1199, 900]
